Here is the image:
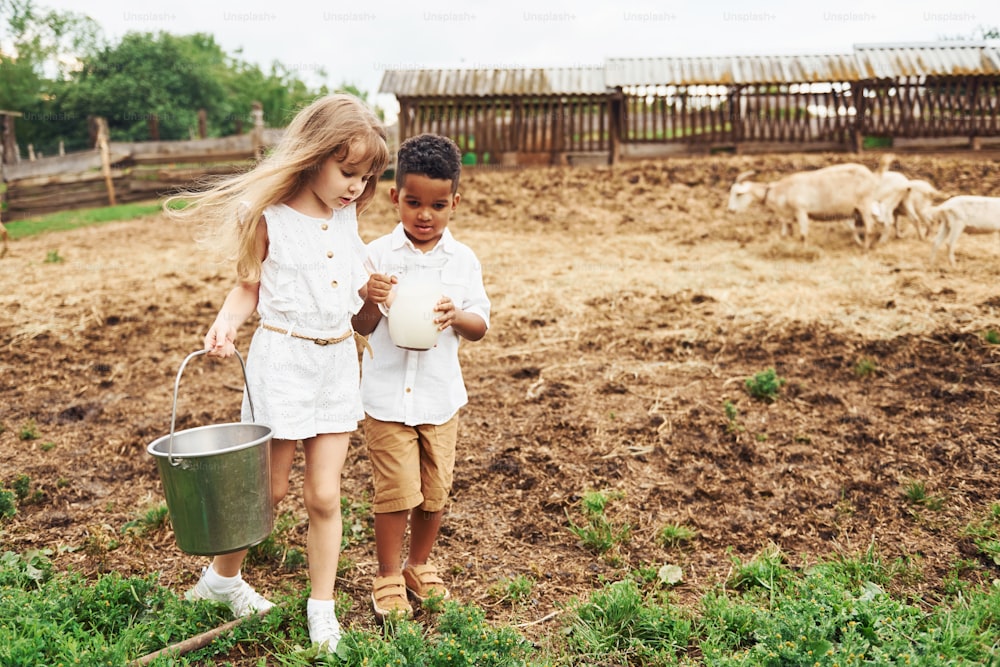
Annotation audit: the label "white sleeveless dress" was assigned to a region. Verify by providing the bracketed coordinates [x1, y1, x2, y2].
[241, 203, 367, 439]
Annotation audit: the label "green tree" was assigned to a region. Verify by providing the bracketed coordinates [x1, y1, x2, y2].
[57, 31, 229, 143]
[52, 31, 330, 147]
[0, 0, 101, 154]
[4, 4, 373, 155]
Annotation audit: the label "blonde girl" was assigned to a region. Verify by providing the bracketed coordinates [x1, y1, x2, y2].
[164, 93, 390, 652]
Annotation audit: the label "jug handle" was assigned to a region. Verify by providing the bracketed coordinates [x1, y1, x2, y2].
[167, 349, 256, 467]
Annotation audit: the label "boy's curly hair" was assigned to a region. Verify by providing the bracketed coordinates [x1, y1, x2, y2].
[395, 133, 463, 194]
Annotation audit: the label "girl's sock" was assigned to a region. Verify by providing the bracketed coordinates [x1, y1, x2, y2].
[307, 598, 336, 615]
[204, 564, 241, 593]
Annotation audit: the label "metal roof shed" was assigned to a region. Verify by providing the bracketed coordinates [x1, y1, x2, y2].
[379, 67, 615, 166]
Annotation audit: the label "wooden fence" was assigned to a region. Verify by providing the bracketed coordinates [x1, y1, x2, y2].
[396, 96, 614, 166]
[1, 128, 283, 221]
[394, 74, 1000, 164]
[619, 76, 1000, 154]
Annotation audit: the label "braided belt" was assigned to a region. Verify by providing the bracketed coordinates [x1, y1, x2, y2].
[261, 323, 354, 346]
[261, 324, 373, 358]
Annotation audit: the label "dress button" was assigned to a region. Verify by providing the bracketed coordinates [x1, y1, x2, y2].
[330, 280, 338, 288]
[327, 251, 334, 258]
[321, 223, 329, 231]
[405, 387, 411, 393]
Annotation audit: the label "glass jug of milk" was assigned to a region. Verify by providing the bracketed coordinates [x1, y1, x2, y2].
[379, 257, 447, 350]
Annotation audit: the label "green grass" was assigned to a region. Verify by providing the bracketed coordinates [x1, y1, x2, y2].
[5, 524, 1000, 663]
[4, 199, 183, 240]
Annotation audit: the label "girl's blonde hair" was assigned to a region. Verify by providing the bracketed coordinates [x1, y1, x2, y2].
[165, 93, 390, 282]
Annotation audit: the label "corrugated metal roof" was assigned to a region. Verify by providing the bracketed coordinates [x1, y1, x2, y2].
[378, 67, 608, 97]
[853, 43, 1000, 78]
[378, 44, 1000, 96]
[605, 54, 861, 86]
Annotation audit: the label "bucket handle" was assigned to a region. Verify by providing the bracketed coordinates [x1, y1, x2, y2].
[167, 349, 256, 467]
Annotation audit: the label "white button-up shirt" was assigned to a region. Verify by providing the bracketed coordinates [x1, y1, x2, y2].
[360, 223, 491, 426]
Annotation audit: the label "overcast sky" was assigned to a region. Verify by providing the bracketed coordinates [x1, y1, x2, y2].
[27, 0, 1000, 121]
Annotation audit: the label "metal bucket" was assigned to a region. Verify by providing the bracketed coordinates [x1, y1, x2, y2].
[147, 350, 273, 555]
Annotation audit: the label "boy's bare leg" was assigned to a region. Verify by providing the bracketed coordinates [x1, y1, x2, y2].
[375, 510, 409, 575]
[405, 508, 443, 566]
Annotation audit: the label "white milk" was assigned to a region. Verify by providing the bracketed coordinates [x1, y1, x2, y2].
[385, 272, 443, 350]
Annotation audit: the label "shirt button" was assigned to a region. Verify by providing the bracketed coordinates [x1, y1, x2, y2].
[330, 280, 338, 288]
[321, 223, 328, 231]
[327, 251, 334, 258]
[405, 387, 412, 393]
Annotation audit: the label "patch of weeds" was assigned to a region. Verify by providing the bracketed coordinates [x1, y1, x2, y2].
[488, 574, 534, 605]
[744, 367, 785, 403]
[81, 524, 121, 573]
[341, 495, 374, 548]
[39, 441, 56, 452]
[341, 601, 532, 666]
[723, 399, 744, 435]
[631, 564, 662, 584]
[903, 479, 945, 510]
[727, 543, 789, 592]
[567, 490, 631, 555]
[247, 511, 306, 571]
[658, 523, 697, 549]
[0, 548, 54, 588]
[44, 249, 63, 263]
[943, 558, 980, 597]
[835, 488, 855, 517]
[0, 548, 238, 665]
[962, 502, 1000, 565]
[82, 523, 120, 555]
[10, 475, 44, 505]
[122, 504, 170, 538]
[18, 419, 39, 441]
[982, 329, 1000, 345]
[337, 554, 356, 578]
[700, 548, 950, 666]
[854, 357, 878, 377]
[12, 475, 31, 501]
[564, 578, 692, 664]
[0, 485, 16, 520]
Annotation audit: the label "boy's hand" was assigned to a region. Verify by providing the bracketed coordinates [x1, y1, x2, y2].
[433, 296, 457, 330]
[367, 272, 397, 306]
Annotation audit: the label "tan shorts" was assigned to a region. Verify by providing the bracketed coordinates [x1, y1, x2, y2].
[364, 414, 459, 514]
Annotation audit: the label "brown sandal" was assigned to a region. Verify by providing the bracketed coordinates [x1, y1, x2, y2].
[402, 563, 450, 601]
[371, 575, 412, 619]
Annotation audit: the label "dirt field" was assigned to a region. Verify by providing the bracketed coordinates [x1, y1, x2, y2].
[3, 151, 1000, 650]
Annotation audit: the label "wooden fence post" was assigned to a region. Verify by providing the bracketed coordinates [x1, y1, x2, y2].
[198, 108, 207, 139]
[250, 101, 264, 160]
[95, 116, 117, 206]
[0, 138, 7, 257]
